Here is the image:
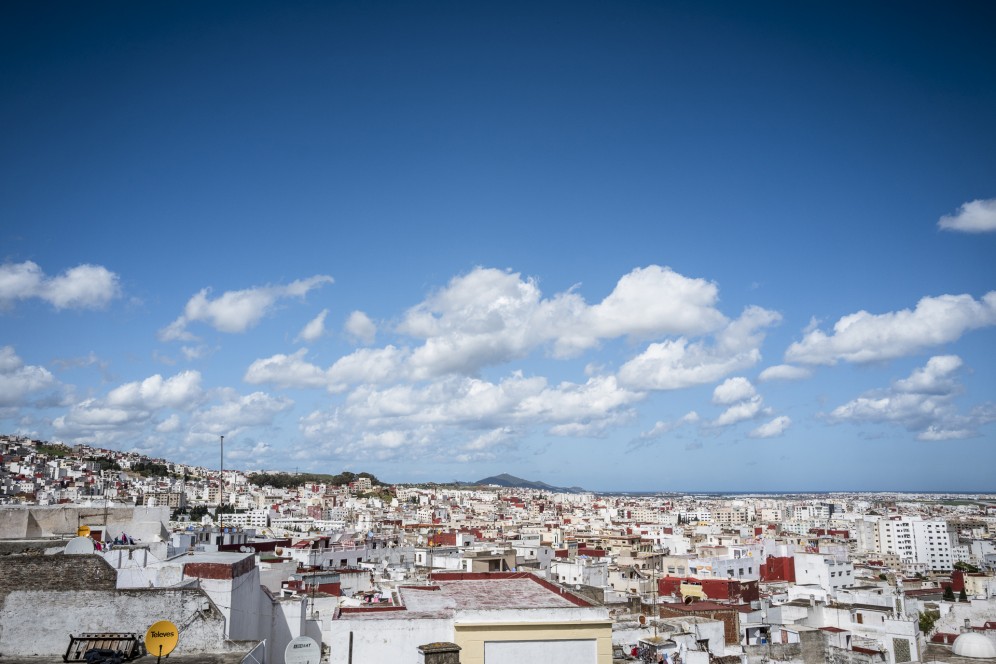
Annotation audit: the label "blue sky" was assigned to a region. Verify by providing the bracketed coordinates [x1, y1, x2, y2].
[2, 1, 994, 491]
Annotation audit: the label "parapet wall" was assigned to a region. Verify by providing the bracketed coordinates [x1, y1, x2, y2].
[0, 554, 118, 600]
[0, 505, 169, 541]
[0, 587, 228, 657]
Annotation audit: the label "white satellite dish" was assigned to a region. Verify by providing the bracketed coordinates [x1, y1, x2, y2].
[284, 636, 320, 664]
[65, 536, 96, 555]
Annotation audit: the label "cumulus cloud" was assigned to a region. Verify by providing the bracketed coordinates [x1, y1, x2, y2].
[785, 292, 996, 365]
[0, 346, 58, 407]
[398, 265, 731, 377]
[713, 395, 768, 427]
[106, 371, 203, 409]
[758, 364, 812, 382]
[156, 414, 182, 433]
[713, 377, 757, 404]
[827, 355, 993, 440]
[53, 370, 204, 444]
[456, 427, 518, 462]
[296, 309, 329, 343]
[617, 306, 781, 390]
[159, 275, 333, 341]
[584, 265, 726, 342]
[245, 349, 330, 389]
[0, 261, 120, 310]
[302, 371, 643, 461]
[241, 265, 786, 461]
[749, 415, 791, 438]
[344, 311, 377, 344]
[247, 264, 764, 397]
[189, 390, 294, 438]
[938, 198, 996, 233]
[632, 411, 700, 449]
[48, 366, 293, 456]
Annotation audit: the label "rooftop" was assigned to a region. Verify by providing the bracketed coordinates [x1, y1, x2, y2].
[339, 572, 597, 621]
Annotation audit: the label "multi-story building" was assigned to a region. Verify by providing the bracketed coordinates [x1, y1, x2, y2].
[877, 516, 952, 571]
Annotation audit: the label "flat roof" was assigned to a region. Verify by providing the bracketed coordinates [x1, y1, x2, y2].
[340, 573, 595, 621]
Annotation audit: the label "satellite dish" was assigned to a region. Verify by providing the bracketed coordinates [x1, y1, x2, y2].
[145, 620, 179, 658]
[284, 635, 320, 664]
[65, 536, 95, 555]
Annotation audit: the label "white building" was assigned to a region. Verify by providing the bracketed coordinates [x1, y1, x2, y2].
[793, 551, 854, 594]
[877, 516, 952, 571]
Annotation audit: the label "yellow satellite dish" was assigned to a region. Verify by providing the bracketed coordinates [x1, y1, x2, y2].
[145, 620, 179, 658]
[77, 525, 91, 537]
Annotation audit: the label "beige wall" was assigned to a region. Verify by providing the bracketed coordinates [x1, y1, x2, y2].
[454, 620, 613, 664]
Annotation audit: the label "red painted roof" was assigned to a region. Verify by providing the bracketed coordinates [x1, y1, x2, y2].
[662, 601, 736, 613]
[851, 646, 881, 655]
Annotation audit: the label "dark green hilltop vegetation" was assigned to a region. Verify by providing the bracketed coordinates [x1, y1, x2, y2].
[247, 470, 384, 489]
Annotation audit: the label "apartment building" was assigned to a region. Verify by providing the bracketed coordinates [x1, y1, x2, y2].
[877, 516, 952, 571]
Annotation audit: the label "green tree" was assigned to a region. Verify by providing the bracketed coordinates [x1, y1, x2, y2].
[918, 611, 938, 635]
[959, 588, 968, 602]
[943, 586, 955, 601]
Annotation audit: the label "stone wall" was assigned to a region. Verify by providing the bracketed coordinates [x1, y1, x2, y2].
[0, 554, 118, 600]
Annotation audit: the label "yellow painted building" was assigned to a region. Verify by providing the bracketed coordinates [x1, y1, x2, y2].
[326, 572, 613, 664]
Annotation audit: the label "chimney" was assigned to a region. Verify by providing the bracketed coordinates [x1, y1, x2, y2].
[418, 642, 461, 664]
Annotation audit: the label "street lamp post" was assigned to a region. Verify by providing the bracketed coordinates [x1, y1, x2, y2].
[219, 435, 224, 532]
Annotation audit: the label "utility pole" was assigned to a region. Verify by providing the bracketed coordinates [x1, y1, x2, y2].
[219, 435, 224, 533]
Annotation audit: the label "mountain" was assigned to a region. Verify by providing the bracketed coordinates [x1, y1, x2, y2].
[472, 473, 586, 493]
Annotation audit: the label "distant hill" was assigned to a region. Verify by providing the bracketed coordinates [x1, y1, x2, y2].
[472, 473, 586, 493]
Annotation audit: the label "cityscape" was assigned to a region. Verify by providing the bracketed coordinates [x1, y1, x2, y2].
[2, 432, 995, 663]
[2, 1, 995, 663]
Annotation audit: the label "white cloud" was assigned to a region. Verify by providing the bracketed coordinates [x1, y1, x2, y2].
[0, 261, 120, 310]
[0, 346, 57, 406]
[827, 355, 991, 440]
[398, 265, 734, 377]
[712, 377, 756, 405]
[938, 198, 996, 233]
[159, 274, 333, 340]
[297, 309, 329, 343]
[327, 346, 410, 392]
[190, 390, 293, 437]
[749, 416, 791, 438]
[758, 364, 812, 382]
[585, 265, 726, 341]
[52, 369, 203, 445]
[713, 395, 767, 427]
[181, 345, 209, 361]
[617, 306, 781, 390]
[106, 370, 203, 409]
[456, 427, 517, 462]
[635, 411, 699, 444]
[244, 349, 329, 389]
[344, 311, 377, 344]
[785, 292, 996, 365]
[156, 414, 182, 433]
[893, 355, 962, 394]
[302, 371, 643, 461]
[239, 266, 788, 461]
